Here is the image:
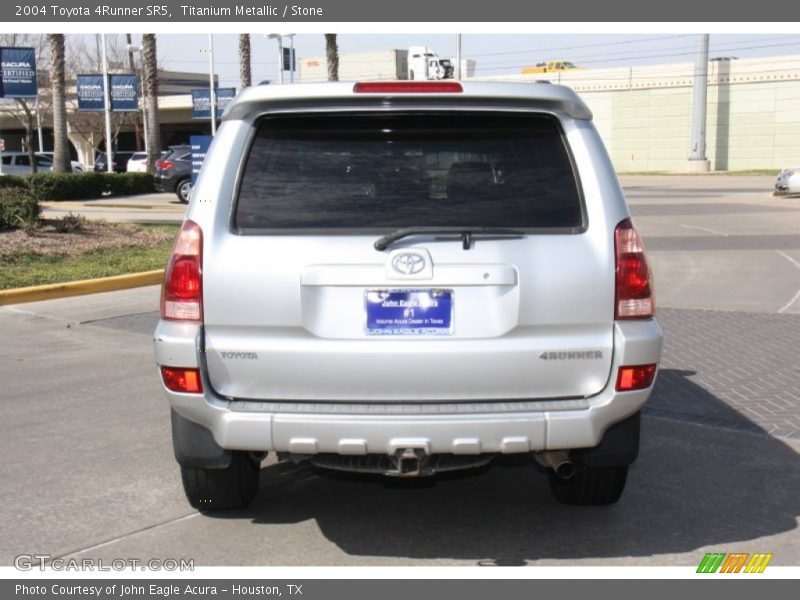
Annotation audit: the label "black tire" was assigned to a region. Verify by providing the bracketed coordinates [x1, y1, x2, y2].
[180, 451, 260, 511]
[548, 464, 628, 505]
[176, 178, 192, 203]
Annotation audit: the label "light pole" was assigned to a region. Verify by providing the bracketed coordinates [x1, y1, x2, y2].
[100, 33, 113, 173]
[208, 34, 217, 135]
[266, 34, 284, 84]
[285, 34, 295, 83]
[126, 43, 149, 155]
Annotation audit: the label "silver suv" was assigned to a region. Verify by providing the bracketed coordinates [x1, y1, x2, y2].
[154, 81, 663, 510]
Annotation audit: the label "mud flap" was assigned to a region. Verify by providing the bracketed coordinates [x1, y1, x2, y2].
[171, 409, 232, 469]
[574, 411, 640, 467]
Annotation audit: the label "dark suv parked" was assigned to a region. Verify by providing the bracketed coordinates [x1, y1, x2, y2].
[94, 151, 135, 173]
[154, 145, 193, 202]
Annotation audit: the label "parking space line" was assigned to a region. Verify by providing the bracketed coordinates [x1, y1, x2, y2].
[652, 219, 730, 237]
[51, 512, 201, 559]
[775, 250, 800, 314]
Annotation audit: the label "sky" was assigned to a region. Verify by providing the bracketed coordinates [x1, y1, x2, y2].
[101, 33, 800, 87]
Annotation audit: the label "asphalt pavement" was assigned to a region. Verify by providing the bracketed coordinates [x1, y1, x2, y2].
[2, 175, 798, 566]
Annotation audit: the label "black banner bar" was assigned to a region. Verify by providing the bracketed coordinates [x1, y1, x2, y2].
[0, 0, 795, 22]
[3, 579, 797, 600]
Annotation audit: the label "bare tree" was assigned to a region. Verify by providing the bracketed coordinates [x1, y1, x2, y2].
[239, 34, 252, 89]
[325, 34, 339, 82]
[47, 34, 70, 173]
[142, 34, 161, 173]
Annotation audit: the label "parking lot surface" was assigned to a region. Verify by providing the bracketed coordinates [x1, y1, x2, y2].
[1, 175, 798, 566]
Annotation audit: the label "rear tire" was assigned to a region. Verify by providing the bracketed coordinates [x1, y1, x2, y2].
[176, 178, 192, 203]
[180, 451, 260, 511]
[548, 464, 628, 505]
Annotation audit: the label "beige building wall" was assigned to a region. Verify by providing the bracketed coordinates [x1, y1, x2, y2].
[482, 55, 800, 172]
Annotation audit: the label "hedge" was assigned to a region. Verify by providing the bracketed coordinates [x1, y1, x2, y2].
[0, 175, 29, 190]
[0, 187, 40, 231]
[25, 172, 155, 201]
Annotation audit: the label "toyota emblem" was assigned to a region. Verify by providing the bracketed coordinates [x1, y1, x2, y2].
[392, 252, 426, 275]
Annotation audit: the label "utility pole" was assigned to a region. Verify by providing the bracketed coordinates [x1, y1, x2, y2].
[455, 34, 462, 80]
[100, 33, 113, 173]
[687, 33, 710, 172]
[125, 34, 143, 151]
[208, 34, 217, 135]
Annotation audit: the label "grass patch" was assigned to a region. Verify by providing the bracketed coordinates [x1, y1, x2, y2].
[0, 222, 178, 290]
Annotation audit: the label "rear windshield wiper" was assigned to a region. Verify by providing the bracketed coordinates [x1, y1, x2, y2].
[374, 227, 526, 251]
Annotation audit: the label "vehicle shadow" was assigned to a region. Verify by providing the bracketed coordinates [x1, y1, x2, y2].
[206, 368, 800, 564]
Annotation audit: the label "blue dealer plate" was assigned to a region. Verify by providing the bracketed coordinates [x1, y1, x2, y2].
[365, 289, 453, 336]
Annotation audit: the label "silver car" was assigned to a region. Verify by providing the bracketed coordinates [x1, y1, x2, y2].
[154, 81, 663, 510]
[774, 167, 800, 196]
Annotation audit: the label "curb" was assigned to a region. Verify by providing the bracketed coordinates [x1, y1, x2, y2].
[40, 201, 186, 212]
[0, 270, 165, 306]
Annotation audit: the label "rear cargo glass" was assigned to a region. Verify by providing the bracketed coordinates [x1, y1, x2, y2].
[235, 112, 584, 231]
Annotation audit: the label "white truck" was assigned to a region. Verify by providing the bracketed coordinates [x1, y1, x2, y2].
[408, 46, 454, 80]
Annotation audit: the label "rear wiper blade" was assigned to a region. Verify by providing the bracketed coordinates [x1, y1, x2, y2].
[374, 227, 526, 251]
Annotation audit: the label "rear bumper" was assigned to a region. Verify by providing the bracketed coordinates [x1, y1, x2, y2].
[154, 319, 663, 455]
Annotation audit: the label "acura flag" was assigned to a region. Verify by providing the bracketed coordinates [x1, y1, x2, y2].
[191, 88, 236, 119]
[0, 47, 38, 98]
[77, 74, 138, 111]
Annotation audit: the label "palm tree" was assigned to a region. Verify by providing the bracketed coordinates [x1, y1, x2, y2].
[239, 34, 252, 89]
[47, 34, 70, 173]
[325, 34, 339, 82]
[142, 34, 161, 173]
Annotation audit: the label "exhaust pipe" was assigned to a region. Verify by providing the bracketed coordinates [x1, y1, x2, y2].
[536, 451, 576, 480]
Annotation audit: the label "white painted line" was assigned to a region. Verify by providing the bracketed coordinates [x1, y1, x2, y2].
[53, 512, 201, 559]
[776, 250, 800, 314]
[656, 220, 730, 236]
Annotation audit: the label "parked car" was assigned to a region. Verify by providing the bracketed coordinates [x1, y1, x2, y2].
[155, 81, 663, 510]
[0, 151, 82, 175]
[774, 167, 800, 196]
[33, 152, 84, 172]
[94, 151, 135, 173]
[153, 145, 193, 202]
[126, 152, 149, 173]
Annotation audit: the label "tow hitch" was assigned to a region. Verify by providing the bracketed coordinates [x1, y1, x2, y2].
[387, 448, 426, 477]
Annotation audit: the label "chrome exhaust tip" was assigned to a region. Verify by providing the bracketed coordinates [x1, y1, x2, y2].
[535, 450, 576, 480]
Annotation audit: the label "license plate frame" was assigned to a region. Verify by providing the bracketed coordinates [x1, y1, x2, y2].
[365, 289, 453, 336]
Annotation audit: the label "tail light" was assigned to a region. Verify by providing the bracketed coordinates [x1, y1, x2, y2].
[157, 160, 174, 170]
[161, 366, 203, 393]
[353, 81, 463, 93]
[615, 218, 654, 319]
[161, 220, 202, 321]
[616, 364, 657, 391]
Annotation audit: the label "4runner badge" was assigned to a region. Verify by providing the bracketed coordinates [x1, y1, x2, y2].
[539, 351, 603, 360]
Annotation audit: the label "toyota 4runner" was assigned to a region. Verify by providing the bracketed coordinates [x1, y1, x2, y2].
[154, 80, 663, 510]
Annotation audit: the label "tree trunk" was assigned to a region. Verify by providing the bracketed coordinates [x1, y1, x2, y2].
[142, 34, 162, 173]
[15, 100, 38, 174]
[239, 34, 252, 89]
[47, 34, 71, 173]
[325, 34, 339, 82]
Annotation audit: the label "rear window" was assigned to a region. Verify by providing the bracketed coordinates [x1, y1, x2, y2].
[235, 112, 584, 231]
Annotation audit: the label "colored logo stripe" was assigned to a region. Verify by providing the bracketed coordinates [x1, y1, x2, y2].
[697, 552, 773, 573]
[744, 553, 773, 573]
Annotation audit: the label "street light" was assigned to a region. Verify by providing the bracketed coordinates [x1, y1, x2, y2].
[266, 33, 285, 84]
[125, 43, 149, 155]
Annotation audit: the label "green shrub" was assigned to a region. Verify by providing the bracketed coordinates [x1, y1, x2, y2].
[0, 187, 40, 231]
[0, 175, 28, 190]
[24, 172, 154, 201]
[105, 172, 155, 196]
